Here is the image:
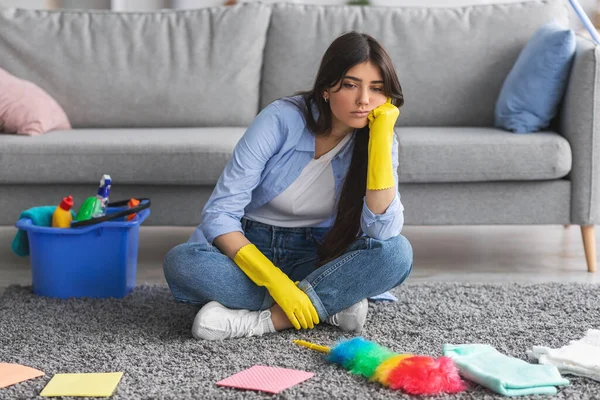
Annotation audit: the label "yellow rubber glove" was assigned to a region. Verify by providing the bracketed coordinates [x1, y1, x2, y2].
[233, 243, 319, 330]
[367, 97, 400, 190]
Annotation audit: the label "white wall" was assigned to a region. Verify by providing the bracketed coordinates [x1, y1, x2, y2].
[0, 0, 48, 8]
[0, 0, 597, 30]
[0, 0, 103, 8]
[173, 0, 596, 12]
[111, 0, 169, 10]
[144, 0, 600, 31]
[1, 0, 597, 10]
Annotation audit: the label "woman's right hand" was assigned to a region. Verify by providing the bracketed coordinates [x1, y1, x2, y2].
[267, 278, 319, 330]
[233, 243, 319, 330]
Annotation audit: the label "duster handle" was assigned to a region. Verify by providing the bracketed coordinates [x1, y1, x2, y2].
[293, 340, 331, 353]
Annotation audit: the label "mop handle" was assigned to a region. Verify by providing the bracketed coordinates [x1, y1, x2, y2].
[569, 0, 600, 45]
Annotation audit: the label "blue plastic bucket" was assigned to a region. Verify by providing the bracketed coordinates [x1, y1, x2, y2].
[15, 205, 150, 299]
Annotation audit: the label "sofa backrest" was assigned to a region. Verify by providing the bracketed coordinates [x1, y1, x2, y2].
[0, 4, 271, 128]
[0, 1, 569, 129]
[261, 0, 569, 127]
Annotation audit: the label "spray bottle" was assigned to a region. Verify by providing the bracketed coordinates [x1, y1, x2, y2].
[92, 174, 112, 218]
[74, 175, 112, 222]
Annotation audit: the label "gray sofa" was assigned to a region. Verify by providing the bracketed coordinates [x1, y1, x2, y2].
[1, 0, 598, 271]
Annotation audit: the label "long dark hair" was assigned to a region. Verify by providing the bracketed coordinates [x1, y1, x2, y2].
[286, 31, 404, 267]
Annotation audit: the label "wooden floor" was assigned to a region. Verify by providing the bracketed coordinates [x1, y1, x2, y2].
[1, 224, 599, 295]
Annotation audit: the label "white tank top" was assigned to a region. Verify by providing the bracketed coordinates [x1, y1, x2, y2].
[245, 134, 352, 227]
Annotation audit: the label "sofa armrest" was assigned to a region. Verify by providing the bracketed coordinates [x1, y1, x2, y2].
[560, 35, 600, 225]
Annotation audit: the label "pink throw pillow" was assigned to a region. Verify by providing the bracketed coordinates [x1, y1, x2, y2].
[0, 68, 71, 135]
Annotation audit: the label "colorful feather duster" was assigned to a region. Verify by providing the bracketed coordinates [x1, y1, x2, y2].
[294, 337, 466, 395]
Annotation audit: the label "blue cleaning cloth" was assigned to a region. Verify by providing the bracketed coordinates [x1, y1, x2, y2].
[368, 291, 398, 302]
[444, 344, 569, 396]
[11, 206, 75, 257]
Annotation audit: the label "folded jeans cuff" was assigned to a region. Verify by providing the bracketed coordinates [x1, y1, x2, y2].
[297, 279, 328, 321]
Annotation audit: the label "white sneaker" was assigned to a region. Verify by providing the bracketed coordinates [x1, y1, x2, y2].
[325, 299, 369, 333]
[192, 301, 276, 340]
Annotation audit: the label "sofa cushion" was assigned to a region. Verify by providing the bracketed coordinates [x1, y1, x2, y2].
[0, 126, 571, 186]
[261, 0, 568, 127]
[395, 127, 572, 183]
[495, 21, 576, 133]
[0, 67, 71, 135]
[0, 4, 271, 128]
[0, 128, 246, 185]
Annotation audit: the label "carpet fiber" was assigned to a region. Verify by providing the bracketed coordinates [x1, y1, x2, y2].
[1, 282, 599, 399]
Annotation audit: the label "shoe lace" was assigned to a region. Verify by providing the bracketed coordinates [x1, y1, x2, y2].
[247, 309, 272, 337]
[326, 313, 339, 326]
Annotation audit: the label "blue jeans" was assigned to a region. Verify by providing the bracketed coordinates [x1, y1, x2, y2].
[163, 217, 413, 321]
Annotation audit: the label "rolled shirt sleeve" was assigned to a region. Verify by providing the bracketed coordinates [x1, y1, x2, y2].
[360, 132, 405, 240]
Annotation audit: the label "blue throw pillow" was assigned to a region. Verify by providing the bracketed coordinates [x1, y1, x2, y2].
[495, 21, 576, 133]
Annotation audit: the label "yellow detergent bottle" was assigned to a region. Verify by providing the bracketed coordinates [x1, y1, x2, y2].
[52, 195, 74, 228]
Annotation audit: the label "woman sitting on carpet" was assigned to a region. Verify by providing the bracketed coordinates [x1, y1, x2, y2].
[163, 31, 413, 340]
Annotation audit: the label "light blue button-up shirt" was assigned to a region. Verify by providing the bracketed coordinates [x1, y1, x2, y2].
[189, 96, 404, 245]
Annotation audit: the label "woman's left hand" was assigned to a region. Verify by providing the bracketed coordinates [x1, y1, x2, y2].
[367, 97, 399, 135]
[366, 97, 399, 191]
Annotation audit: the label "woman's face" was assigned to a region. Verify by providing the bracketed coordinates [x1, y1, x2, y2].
[324, 61, 388, 137]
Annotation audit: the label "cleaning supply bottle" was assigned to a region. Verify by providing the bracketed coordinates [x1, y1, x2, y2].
[74, 175, 113, 222]
[52, 195, 74, 228]
[126, 198, 140, 221]
[74, 196, 97, 222]
[92, 174, 112, 218]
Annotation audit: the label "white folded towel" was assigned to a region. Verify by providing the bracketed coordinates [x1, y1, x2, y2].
[528, 329, 600, 381]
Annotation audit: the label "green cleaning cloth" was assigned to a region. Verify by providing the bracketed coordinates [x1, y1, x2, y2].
[11, 206, 75, 257]
[443, 344, 569, 396]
